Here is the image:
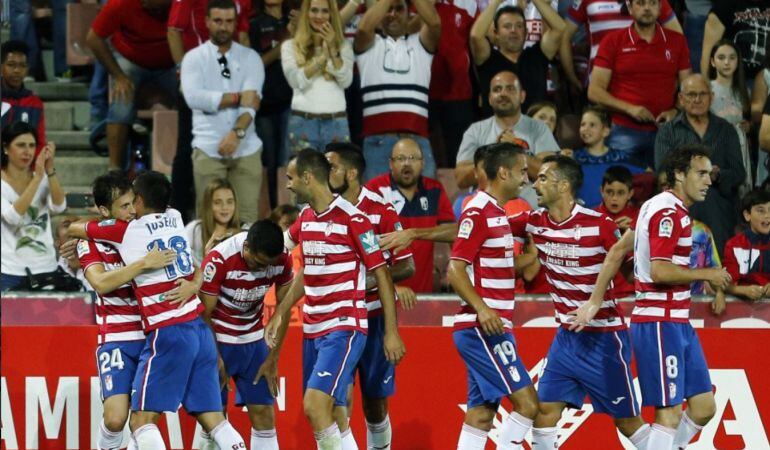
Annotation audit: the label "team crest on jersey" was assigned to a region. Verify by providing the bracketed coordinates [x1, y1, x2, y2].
[394, 222, 403, 231]
[573, 225, 582, 241]
[203, 262, 217, 283]
[76, 240, 90, 258]
[359, 230, 380, 254]
[458, 218, 474, 239]
[572, 0, 582, 10]
[98, 219, 116, 227]
[659, 217, 674, 238]
[104, 374, 113, 392]
[420, 197, 429, 211]
[324, 221, 334, 236]
[614, 229, 622, 240]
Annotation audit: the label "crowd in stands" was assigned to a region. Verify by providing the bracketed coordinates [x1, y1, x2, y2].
[2, 0, 770, 297]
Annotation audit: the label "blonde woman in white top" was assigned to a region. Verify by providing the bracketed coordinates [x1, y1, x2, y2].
[281, 0, 354, 153]
[1, 122, 66, 291]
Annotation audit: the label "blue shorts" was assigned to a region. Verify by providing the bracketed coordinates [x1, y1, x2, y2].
[96, 340, 145, 401]
[631, 322, 712, 407]
[538, 328, 640, 418]
[302, 330, 365, 406]
[219, 340, 274, 407]
[356, 315, 396, 399]
[131, 318, 222, 414]
[453, 328, 533, 408]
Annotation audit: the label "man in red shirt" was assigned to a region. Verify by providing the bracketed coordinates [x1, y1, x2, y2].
[366, 138, 456, 293]
[588, 0, 691, 169]
[86, 0, 178, 171]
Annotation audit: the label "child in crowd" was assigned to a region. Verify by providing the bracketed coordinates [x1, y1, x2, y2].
[268, 203, 300, 231]
[527, 101, 557, 134]
[573, 106, 645, 208]
[723, 189, 770, 300]
[708, 39, 753, 196]
[595, 166, 638, 232]
[185, 178, 244, 267]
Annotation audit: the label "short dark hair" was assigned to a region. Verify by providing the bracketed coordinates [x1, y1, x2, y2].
[246, 219, 284, 257]
[662, 144, 711, 188]
[325, 143, 366, 183]
[207, 0, 237, 15]
[474, 144, 492, 167]
[92, 170, 133, 209]
[740, 188, 770, 221]
[483, 143, 526, 181]
[542, 154, 584, 196]
[1, 40, 29, 64]
[602, 165, 634, 189]
[526, 101, 557, 118]
[295, 148, 330, 184]
[494, 5, 525, 29]
[582, 104, 611, 128]
[1, 121, 37, 168]
[133, 170, 171, 211]
[269, 204, 300, 225]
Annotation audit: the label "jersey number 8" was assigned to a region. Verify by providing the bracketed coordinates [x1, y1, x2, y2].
[147, 236, 193, 279]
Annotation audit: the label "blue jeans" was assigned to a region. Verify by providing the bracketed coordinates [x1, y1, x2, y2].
[607, 125, 657, 169]
[363, 134, 436, 181]
[51, 0, 72, 76]
[684, 13, 707, 74]
[107, 52, 177, 124]
[1, 273, 27, 292]
[9, 0, 40, 77]
[285, 114, 350, 154]
[88, 0, 110, 125]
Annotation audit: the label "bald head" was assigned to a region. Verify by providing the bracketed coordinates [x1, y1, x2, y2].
[489, 71, 525, 118]
[682, 74, 710, 93]
[390, 138, 424, 188]
[679, 74, 712, 119]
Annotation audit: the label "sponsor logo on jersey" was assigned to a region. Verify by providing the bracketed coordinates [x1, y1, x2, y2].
[203, 263, 217, 283]
[458, 218, 474, 239]
[359, 230, 380, 254]
[659, 217, 674, 238]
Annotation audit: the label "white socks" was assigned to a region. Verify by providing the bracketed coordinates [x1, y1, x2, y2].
[341, 427, 359, 450]
[98, 420, 124, 450]
[457, 424, 488, 450]
[366, 416, 392, 450]
[648, 424, 676, 449]
[315, 423, 343, 450]
[628, 423, 651, 450]
[133, 424, 166, 450]
[531, 426, 558, 449]
[497, 411, 533, 450]
[210, 420, 246, 449]
[673, 412, 703, 449]
[198, 430, 217, 450]
[251, 427, 279, 450]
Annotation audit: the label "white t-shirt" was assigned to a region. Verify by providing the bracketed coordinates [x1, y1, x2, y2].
[184, 219, 205, 268]
[1, 176, 66, 276]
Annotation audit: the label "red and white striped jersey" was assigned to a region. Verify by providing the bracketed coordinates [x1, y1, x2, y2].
[509, 205, 627, 331]
[286, 195, 387, 338]
[85, 209, 203, 332]
[450, 191, 516, 331]
[356, 187, 413, 317]
[566, 0, 675, 65]
[199, 232, 294, 344]
[76, 239, 144, 344]
[632, 191, 692, 323]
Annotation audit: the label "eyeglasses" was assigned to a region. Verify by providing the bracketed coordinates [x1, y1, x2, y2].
[682, 91, 709, 101]
[218, 55, 231, 79]
[391, 155, 423, 164]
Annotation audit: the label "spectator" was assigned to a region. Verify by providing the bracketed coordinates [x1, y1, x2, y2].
[8, 0, 42, 80]
[683, 0, 709, 72]
[251, 0, 294, 208]
[655, 74, 747, 256]
[366, 138, 455, 293]
[560, 0, 681, 90]
[354, 0, 442, 180]
[700, 0, 770, 79]
[526, 101, 557, 134]
[86, 0, 178, 171]
[455, 71, 559, 208]
[470, 0, 564, 115]
[185, 178, 244, 267]
[708, 39, 753, 196]
[724, 188, 770, 300]
[758, 95, 770, 185]
[167, 0, 252, 220]
[588, 0, 691, 168]
[281, 0, 354, 154]
[181, 0, 266, 224]
[268, 203, 300, 231]
[1, 41, 46, 156]
[573, 105, 646, 208]
[595, 165, 639, 233]
[1, 122, 66, 291]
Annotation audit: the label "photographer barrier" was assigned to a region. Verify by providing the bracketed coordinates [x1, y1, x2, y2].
[2, 294, 769, 449]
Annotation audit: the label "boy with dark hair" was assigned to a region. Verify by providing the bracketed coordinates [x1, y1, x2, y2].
[723, 189, 770, 300]
[595, 165, 638, 232]
[1, 40, 46, 155]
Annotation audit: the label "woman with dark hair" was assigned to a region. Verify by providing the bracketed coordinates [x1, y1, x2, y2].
[1, 121, 66, 291]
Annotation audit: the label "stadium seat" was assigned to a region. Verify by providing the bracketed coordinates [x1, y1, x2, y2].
[66, 3, 99, 66]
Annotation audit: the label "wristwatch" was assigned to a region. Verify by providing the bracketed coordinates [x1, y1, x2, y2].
[233, 127, 246, 139]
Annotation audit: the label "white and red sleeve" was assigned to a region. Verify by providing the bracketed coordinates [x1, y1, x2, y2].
[450, 209, 487, 264]
[647, 209, 682, 261]
[199, 250, 227, 295]
[85, 219, 129, 246]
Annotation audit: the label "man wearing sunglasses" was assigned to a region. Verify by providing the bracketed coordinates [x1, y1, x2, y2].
[180, 0, 266, 224]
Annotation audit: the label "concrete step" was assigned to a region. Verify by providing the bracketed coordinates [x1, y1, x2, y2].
[27, 81, 89, 102]
[44, 103, 74, 131]
[56, 155, 110, 188]
[48, 130, 90, 150]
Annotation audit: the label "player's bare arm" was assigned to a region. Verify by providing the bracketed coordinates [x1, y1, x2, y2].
[395, 285, 417, 310]
[84, 244, 176, 295]
[570, 229, 634, 332]
[167, 266, 203, 306]
[379, 223, 457, 253]
[650, 260, 731, 290]
[254, 281, 296, 397]
[515, 234, 539, 280]
[373, 265, 406, 364]
[200, 292, 229, 390]
[365, 256, 415, 290]
[448, 259, 504, 336]
[265, 269, 306, 350]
